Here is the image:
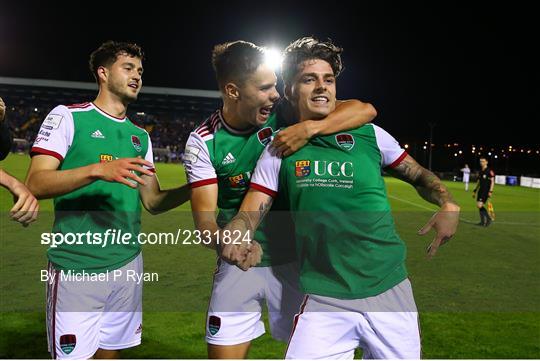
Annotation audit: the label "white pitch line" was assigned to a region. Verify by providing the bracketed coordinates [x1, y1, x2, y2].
[387, 194, 539, 226]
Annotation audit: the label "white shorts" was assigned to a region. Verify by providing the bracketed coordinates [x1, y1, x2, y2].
[206, 260, 304, 345]
[286, 279, 421, 359]
[46, 253, 143, 359]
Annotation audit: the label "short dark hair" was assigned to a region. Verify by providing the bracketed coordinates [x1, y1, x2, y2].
[281, 37, 343, 87]
[211, 41, 266, 89]
[89, 41, 144, 83]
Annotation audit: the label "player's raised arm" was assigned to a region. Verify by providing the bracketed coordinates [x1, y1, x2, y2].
[387, 154, 460, 258]
[372, 124, 459, 258]
[272, 99, 377, 156]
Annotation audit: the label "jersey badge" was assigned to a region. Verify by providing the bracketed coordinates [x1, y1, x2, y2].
[208, 315, 221, 336]
[59, 334, 76, 355]
[295, 160, 311, 177]
[335, 133, 355, 150]
[43, 114, 63, 129]
[183, 145, 200, 164]
[100, 154, 113, 163]
[257, 127, 273, 146]
[131, 135, 142, 152]
[229, 173, 249, 187]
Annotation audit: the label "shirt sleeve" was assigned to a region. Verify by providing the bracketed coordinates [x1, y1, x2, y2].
[250, 146, 282, 198]
[372, 124, 408, 168]
[30, 105, 74, 162]
[144, 134, 156, 173]
[182, 132, 217, 188]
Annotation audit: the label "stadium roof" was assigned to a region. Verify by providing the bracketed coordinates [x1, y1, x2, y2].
[0, 77, 222, 117]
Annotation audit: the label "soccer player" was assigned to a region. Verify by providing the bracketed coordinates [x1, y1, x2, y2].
[183, 40, 377, 359]
[224, 37, 460, 359]
[472, 157, 495, 226]
[461, 163, 471, 191]
[25, 41, 190, 359]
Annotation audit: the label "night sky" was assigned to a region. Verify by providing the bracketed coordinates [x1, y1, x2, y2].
[1, 1, 537, 146]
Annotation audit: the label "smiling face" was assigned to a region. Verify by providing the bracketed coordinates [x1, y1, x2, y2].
[235, 63, 280, 127]
[287, 58, 336, 121]
[101, 53, 143, 103]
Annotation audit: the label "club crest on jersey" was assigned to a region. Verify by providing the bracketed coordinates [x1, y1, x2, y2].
[208, 315, 221, 336]
[335, 133, 355, 150]
[257, 127, 273, 146]
[229, 174, 248, 188]
[295, 160, 311, 177]
[131, 135, 142, 152]
[100, 154, 113, 163]
[59, 334, 76, 354]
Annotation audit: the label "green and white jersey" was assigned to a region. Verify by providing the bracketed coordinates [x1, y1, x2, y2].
[31, 102, 155, 273]
[250, 123, 409, 299]
[183, 110, 295, 266]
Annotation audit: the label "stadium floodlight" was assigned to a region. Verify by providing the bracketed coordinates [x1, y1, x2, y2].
[264, 48, 283, 70]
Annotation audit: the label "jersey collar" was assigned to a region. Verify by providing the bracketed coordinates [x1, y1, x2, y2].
[218, 109, 256, 135]
[91, 102, 127, 123]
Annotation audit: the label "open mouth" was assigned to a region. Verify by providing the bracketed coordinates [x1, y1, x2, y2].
[128, 83, 139, 90]
[259, 105, 273, 117]
[311, 95, 329, 104]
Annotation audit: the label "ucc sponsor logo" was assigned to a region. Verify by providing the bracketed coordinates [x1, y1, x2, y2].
[295, 160, 353, 178]
[314, 161, 355, 177]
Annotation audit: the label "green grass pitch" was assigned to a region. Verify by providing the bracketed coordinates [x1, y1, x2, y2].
[1, 153, 539, 358]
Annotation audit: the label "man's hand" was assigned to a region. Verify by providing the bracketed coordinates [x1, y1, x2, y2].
[219, 239, 263, 271]
[219, 241, 249, 265]
[271, 121, 316, 157]
[236, 240, 263, 271]
[0, 97, 6, 121]
[94, 158, 154, 188]
[9, 180, 39, 227]
[418, 202, 460, 258]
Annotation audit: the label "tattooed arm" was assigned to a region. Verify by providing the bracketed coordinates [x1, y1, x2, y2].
[387, 154, 460, 258]
[387, 155, 458, 207]
[221, 190, 275, 270]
